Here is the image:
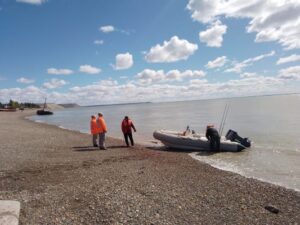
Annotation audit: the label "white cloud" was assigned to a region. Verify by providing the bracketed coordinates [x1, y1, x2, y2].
[1, 74, 298, 105]
[0, 86, 46, 103]
[17, 77, 35, 84]
[144, 36, 198, 63]
[113, 52, 134, 70]
[225, 51, 275, 73]
[216, 76, 284, 93]
[98, 79, 118, 86]
[16, 0, 46, 5]
[136, 69, 165, 85]
[99, 25, 115, 33]
[240, 72, 257, 78]
[79, 65, 101, 74]
[47, 68, 73, 75]
[199, 21, 227, 47]
[69, 75, 285, 104]
[278, 66, 300, 80]
[225, 63, 247, 74]
[43, 79, 67, 89]
[277, 54, 300, 65]
[244, 51, 276, 63]
[187, 0, 300, 50]
[206, 56, 227, 69]
[168, 70, 206, 80]
[99, 25, 131, 35]
[189, 79, 208, 86]
[94, 40, 104, 45]
[136, 69, 205, 85]
[186, 0, 220, 24]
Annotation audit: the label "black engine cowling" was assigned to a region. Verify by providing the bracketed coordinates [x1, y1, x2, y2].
[225, 129, 251, 148]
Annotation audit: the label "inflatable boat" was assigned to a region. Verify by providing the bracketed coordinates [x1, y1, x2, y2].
[153, 129, 251, 152]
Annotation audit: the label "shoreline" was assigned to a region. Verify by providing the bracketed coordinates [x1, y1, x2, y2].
[189, 152, 300, 193]
[0, 110, 300, 224]
[28, 111, 300, 193]
[27, 112, 163, 149]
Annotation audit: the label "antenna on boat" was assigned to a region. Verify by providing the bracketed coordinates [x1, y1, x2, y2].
[43, 97, 47, 110]
[219, 104, 229, 136]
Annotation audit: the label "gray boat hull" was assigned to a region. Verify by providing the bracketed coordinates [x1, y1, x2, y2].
[153, 130, 246, 152]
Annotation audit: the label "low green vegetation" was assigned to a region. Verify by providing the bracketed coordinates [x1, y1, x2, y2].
[0, 100, 40, 109]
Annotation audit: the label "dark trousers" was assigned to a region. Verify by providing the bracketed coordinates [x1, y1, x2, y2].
[210, 136, 220, 151]
[124, 133, 134, 146]
[99, 133, 106, 148]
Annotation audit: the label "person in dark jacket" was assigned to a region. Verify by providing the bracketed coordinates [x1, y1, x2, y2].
[206, 124, 220, 152]
[121, 116, 136, 147]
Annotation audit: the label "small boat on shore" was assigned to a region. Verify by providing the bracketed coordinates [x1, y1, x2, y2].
[36, 109, 53, 115]
[153, 129, 251, 152]
[36, 98, 53, 116]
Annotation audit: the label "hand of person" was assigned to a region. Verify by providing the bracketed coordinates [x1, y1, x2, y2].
[134, 129, 137, 132]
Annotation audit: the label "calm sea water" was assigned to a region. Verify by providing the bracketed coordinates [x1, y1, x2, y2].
[30, 94, 300, 191]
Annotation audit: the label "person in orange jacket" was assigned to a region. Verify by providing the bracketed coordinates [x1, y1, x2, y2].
[121, 116, 136, 147]
[97, 112, 108, 150]
[90, 115, 98, 147]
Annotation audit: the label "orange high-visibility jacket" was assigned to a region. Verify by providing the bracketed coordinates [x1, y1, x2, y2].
[90, 118, 98, 135]
[97, 117, 107, 133]
[121, 119, 136, 134]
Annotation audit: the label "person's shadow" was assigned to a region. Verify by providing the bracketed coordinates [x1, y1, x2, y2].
[73, 145, 129, 151]
[106, 145, 128, 149]
[72, 146, 98, 152]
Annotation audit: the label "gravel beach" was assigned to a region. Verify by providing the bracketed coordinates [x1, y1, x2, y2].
[0, 111, 299, 225]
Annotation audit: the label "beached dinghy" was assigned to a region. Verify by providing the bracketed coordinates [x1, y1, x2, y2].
[153, 129, 251, 152]
[36, 109, 53, 115]
[36, 98, 53, 116]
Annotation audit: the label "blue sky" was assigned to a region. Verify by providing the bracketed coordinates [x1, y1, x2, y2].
[0, 0, 299, 105]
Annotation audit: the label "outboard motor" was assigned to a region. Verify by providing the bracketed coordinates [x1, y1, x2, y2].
[225, 129, 251, 147]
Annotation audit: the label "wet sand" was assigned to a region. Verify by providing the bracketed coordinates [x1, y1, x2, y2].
[0, 110, 299, 224]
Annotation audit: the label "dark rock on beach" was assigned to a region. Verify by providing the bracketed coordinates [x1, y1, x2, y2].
[265, 205, 280, 214]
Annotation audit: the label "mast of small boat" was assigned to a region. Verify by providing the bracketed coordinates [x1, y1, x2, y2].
[43, 98, 47, 110]
[219, 104, 229, 136]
